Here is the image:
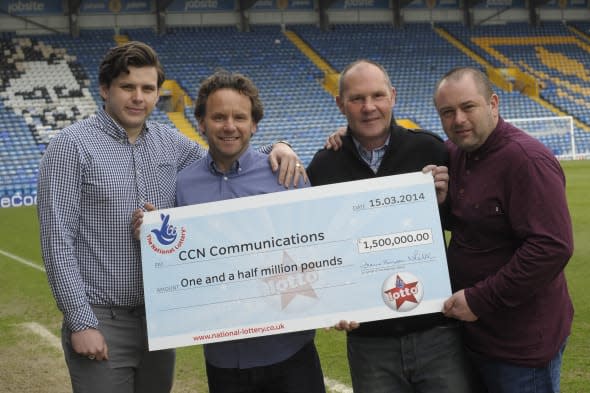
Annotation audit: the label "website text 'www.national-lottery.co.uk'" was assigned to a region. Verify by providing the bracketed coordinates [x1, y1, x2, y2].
[192, 322, 286, 343]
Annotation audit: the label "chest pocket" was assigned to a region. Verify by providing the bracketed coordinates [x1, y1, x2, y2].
[477, 200, 510, 243]
[484, 203, 504, 217]
[454, 199, 508, 247]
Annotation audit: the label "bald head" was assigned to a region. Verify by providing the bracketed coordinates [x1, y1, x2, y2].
[338, 59, 392, 96]
[336, 59, 396, 150]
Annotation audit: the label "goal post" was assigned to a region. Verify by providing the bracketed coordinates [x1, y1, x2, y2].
[506, 116, 577, 160]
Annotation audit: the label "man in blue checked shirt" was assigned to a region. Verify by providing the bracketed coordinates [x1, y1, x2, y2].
[37, 41, 306, 393]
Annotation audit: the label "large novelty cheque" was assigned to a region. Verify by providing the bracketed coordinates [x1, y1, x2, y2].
[140, 171, 452, 350]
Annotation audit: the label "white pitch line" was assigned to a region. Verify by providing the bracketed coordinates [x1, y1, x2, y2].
[4, 250, 353, 393]
[20, 320, 354, 392]
[0, 248, 45, 272]
[21, 322, 61, 350]
[324, 377, 353, 393]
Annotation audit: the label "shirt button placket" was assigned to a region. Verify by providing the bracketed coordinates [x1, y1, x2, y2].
[134, 143, 147, 207]
[221, 175, 230, 199]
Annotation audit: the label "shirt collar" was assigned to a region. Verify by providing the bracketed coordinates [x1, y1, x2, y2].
[207, 146, 255, 176]
[352, 134, 391, 154]
[467, 116, 505, 159]
[352, 134, 391, 173]
[96, 108, 149, 143]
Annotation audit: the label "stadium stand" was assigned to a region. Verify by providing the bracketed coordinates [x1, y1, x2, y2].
[120, 25, 344, 164]
[291, 23, 477, 136]
[1, 22, 589, 200]
[0, 33, 106, 199]
[438, 22, 590, 157]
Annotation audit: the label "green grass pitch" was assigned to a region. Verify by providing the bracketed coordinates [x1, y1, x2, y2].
[0, 160, 588, 392]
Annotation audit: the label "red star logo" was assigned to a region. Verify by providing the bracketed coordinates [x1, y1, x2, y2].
[383, 275, 419, 309]
[262, 251, 318, 309]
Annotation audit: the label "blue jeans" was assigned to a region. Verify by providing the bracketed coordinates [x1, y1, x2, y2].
[470, 339, 567, 393]
[347, 323, 476, 393]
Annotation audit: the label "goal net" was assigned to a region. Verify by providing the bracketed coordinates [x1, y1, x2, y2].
[506, 116, 580, 160]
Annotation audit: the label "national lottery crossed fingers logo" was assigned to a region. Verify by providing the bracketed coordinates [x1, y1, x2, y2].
[146, 213, 187, 254]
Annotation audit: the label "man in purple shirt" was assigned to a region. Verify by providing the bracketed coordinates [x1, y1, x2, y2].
[434, 66, 574, 393]
[175, 70, 325, 393]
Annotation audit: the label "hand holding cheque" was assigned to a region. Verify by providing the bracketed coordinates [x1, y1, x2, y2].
[139, 171, 452, 350]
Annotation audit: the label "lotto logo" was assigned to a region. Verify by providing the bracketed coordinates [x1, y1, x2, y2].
[381, 272, 424, 312]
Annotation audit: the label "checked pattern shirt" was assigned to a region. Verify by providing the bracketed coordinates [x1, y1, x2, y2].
[37, 109, 207, 331]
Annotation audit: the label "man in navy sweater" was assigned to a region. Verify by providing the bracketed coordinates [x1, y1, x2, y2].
[308, 59, 474, 393]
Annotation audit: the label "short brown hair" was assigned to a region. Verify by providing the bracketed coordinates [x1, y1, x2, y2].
[98, 41, 165, 88]
[194, 70, 263, 124]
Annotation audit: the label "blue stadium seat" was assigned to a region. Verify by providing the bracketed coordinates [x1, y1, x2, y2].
[1, 23, 589, 198]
